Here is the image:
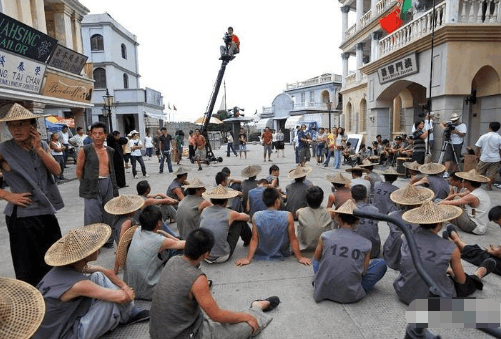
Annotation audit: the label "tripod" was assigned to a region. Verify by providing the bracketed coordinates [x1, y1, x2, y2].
[437, 139, 461, 172]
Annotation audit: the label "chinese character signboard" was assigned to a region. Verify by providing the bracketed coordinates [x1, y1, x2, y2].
[145, 87, 163, 107]
[377, 53, 418, 84]
[0, 12, 57, 62]
[47, 44, 88, 75]
[42, 72, 93, 103]
[0, 50, 46, 93]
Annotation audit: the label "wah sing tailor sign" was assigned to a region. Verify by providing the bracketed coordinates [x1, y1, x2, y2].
[0, 12, 57, 63]
[0, 49, 46, 93]
[48, 44, 88, 75]
[377, 53, 418, 84]
[42, 72, 93, 103]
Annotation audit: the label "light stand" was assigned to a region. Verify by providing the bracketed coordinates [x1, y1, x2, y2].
[102, 88, 115, 132]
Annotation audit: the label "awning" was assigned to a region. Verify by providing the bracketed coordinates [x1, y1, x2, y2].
[255, 118, 273, 130]
[284, 115, 303, 129]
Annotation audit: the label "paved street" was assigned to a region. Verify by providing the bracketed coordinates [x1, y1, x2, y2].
[1, 143, 501, 339]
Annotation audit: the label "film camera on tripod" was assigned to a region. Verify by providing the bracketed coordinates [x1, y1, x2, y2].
[438, 113, 467, 177]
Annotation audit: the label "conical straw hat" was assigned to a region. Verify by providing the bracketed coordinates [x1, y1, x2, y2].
[241, 165, 262, 178]
[345, 165, 369, 173]
[455, 169, 490, 183]
[44, 224, 112, 266]
[202, 184, 239, 199]
[390, 184, 434, 205]
[288, 166, 313, 179]
[418, 163, 446, 175]
[380, 167, 400, 176]
[173, 166, 190, 176]
[334, 199, 357, 215]
[402, 200, 462, 224]
[359, 159, 375, 167]
[0, 103, 47, 123]
[0, 277, 45, 339]
[403, 161, 421, 171]
[115, 225, 138, 270]
[104, 195, 144, 215]
[326, 172, 350, 185]
[183, 177, 206, 189]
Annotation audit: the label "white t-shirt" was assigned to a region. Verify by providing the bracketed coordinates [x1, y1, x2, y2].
[61, 131, 69, 144]
[144, 136, 154, 148]
[450, 123, 467, 145]
[475, 131, 501, 162]
[129, 139, 143, 156]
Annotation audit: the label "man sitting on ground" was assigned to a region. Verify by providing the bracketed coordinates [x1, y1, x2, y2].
[267, 164, 280, 188]
[351, 185, 381, 258]
[236, 187, 311, 266]
[150, 228, 278, 339]
[413, 163, 450, 201]
[167, 166, 190, 202]
[200, 185, 252, 263]
[444, 172, 469, 201]
[137, 180, 178, 223]
[296, 186, 333, 251]
[346, 165, 371, 194]
[373, 167, 399, 215]
[176, 178, 211, 239]
[241, 165, 261, 212]
[286, 166, 313, 220]
[326, 173, 352, 209]
[247, 179, 270, 218]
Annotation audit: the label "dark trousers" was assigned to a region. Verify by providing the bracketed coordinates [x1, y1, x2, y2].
[189, 145, 195, 162]
[227, 220, 252, 257]
[53, 154, 64, 180]
[461, 244, 501, 276]
[63, 143, 69, 167]
[160, 151, 173, 172]
[453, 274, 483, 297]
[6, 211, 62, 286]
[131, 155, 146, 176]
[227, 143, 237, 156]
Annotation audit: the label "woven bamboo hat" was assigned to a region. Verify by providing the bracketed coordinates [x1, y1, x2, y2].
[183, 177, 206, 189]
[241, 165, 262, 178]
[403, 161, 421, 171]
[345, 165, 369, 173]
[402, 200, 462, 224]
[104, 195, 144, 215]
[288, 166, 313, 179]
[390, 184, 434, 205]
[0, 103, 47, 123]
[115, 225, 138, 270]
[418, 163, 446, 175]
[0, 277, 45, 339]
[381, 167, 400, 176]
[45, 224, 112, 266]
[333, 199, 357, 215]
[455, 169, 490, 183]
[359, 159, 375, 168]
[202, 184, 239, 199]
[326, 172, 351, 185]
[173, 166, 190, 176]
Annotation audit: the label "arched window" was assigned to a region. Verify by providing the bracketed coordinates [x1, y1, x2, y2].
[121, 43, 127, 59]
[90, 34, 104, 51]
[123, 73, 129, 89]
[93, 68, 106, 88]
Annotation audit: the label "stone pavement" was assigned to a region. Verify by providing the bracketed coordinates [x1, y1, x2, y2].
[1, 143, 501, 339]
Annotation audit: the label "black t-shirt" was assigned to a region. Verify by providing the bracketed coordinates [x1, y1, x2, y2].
[239, 133, 247, 145]
[160, 134, 172, 151]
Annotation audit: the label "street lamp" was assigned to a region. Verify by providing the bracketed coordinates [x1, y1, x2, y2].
[326, 101, 332, 130]
[102, 88, 114, 132]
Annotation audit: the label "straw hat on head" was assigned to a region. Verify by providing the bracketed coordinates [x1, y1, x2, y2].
[104, 194, 144, 215]
[450, 113, 460, 121]
[202, 184, 239, 200]
[345, 165, 369, 173]
[183, 177, 206, 189]
[44, 223, 112, 267]
[455, 169, 490, 183]
[288, 166, 313, 179]
[402, 200, 462, 224]
[390, 184, 434, 206]
[0, 277, 45, 339]
[334, 199, 357, 215]
[418, 163, 446, 175]
[115, 225, 138, 270]
[326, 172, 351, 185]
[173, 166, 190, 176]
[359, 159, 375, 168]
[0, 103, 47, 123]
[380, 166, 400, 176]
[241, 165, 262, 178]
[403, 161, 421, 171]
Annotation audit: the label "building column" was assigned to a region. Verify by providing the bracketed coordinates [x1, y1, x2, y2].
[31, 0, 47, 33]
[356, 43, 364, 82]
[371, 0, 377, 15]
[341, 52, 350, 88]
[371, 31, 382, 62]
[356, 0, 364, 29]
[71, 108, 86, 130]
[341, 6, 351, 38]
[52, 3, 74, 50]
[72, 13, 84, 54]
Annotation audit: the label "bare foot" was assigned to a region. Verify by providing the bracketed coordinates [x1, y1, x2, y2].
[474, 266, 488, 279]
[251, 300, 270, 310]
[449, 230, 467, 251]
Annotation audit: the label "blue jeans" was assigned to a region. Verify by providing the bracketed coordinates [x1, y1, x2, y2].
[160, 151, 173, 173]
[334, 150, 342, 169]
[130, 155, 146, 176]
[313, 258, 387, 293]
[324, 149, 334, 165]
[227, 143, 237, 156]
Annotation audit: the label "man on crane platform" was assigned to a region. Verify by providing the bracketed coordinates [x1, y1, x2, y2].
[220, 27, 240, 57]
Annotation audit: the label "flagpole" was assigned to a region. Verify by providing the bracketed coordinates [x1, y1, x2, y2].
[425, 0, 436, 158]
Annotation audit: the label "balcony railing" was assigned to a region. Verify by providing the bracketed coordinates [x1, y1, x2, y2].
[379, 2, 447, 57]
[293, 102, 333, 110]
[459, 0, 500, 23]
[377, 0, 396, 15]
[360, 10, 372, 29]
[344, 0, 396, 41]
[345, 23, 357, 40]
[286, 73, 342, 90]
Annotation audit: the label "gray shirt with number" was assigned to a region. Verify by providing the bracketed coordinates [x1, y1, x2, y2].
[354, 202, 381, 258]
[314, 228, 372, 303]
[373, 181, 398, 214]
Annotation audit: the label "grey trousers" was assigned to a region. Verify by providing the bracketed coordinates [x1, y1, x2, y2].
[450, 211, 478, 234]
[199, 305, 273, 339]
[84, 177, 114, 226]
[77, 272, 139, 339]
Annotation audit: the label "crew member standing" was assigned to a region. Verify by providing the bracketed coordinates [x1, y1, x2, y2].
[194, 129, 207, 171]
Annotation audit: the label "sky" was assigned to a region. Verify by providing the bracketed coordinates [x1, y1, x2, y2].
[82, 0, 347, 122]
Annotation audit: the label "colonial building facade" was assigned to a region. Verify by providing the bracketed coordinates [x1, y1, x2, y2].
[339, 0, 501, 157]
[81, 13, 165, 135]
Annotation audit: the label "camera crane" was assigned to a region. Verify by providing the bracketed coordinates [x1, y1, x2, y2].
[199, 36, 236, 163]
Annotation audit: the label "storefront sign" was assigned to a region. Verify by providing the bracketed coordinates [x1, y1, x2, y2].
[42, 72, 93, 103]
[377, 53, 418, 84]
[145, 87, 163, 107]
[0, 50, 46, 93]
[47, 44, 88, 75]
[0, 12, 57, 62]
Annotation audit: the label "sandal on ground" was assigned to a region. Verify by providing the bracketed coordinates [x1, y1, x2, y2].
[252, 296, 280, 312]
[442, 224, 458, 240]
[479, 258, 497, 277]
